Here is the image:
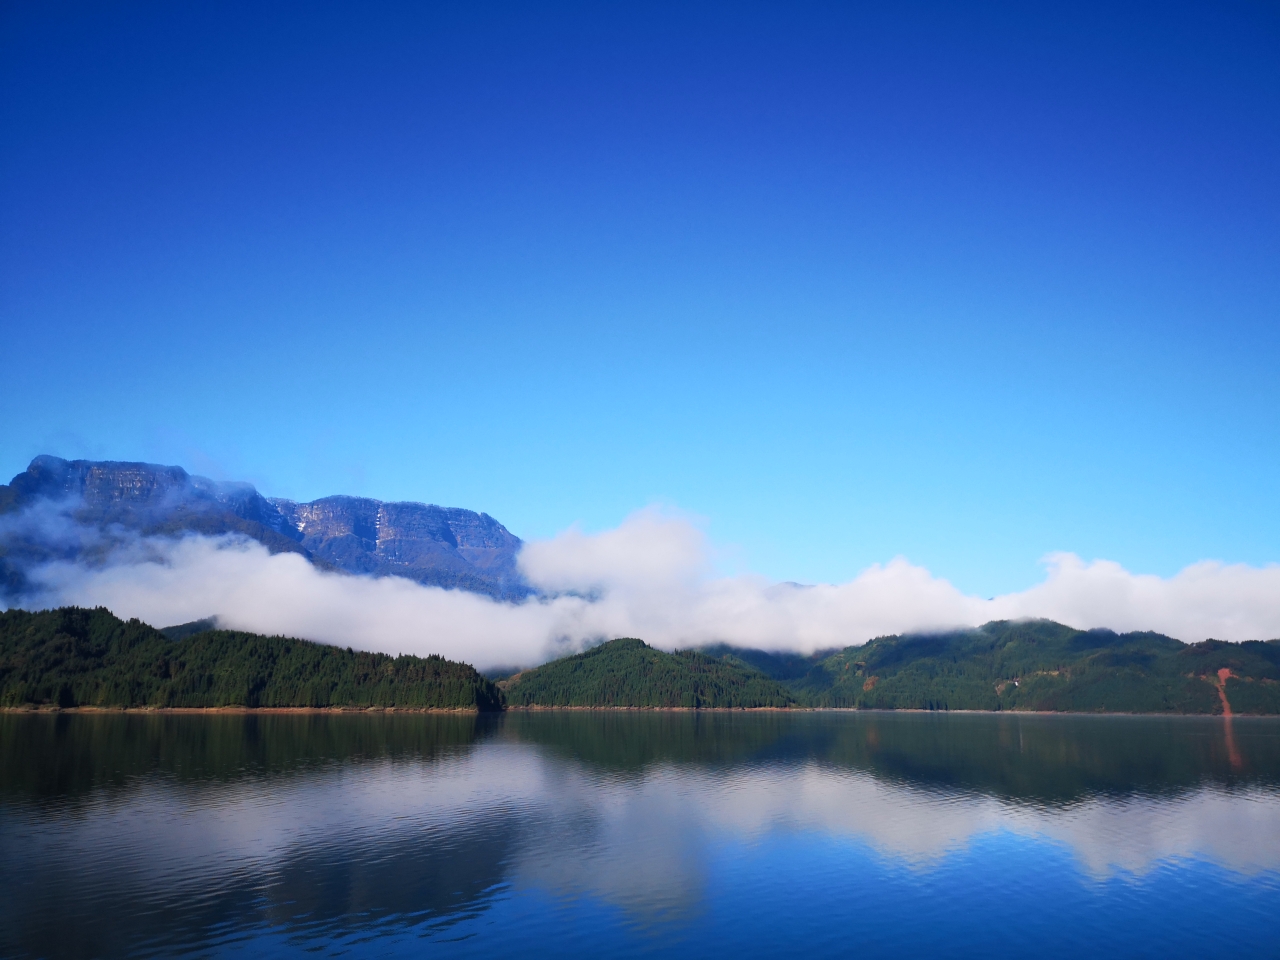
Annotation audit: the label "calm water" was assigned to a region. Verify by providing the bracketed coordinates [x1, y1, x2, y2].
[2, 711, 1279, 959]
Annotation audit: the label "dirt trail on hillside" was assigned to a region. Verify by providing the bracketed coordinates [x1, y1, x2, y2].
[1215, 668, 1243, 770]
[1216, 667, 1234, 717]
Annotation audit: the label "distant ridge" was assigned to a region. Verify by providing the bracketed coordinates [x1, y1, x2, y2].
[705, 619, 1280, 714]
[499, 621, 1279, 714]
[160, 617, 220, 641]
[0, 456, 528, 600]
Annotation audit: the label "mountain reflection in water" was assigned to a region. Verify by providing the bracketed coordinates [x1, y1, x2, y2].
[2, 711, 1278, 959]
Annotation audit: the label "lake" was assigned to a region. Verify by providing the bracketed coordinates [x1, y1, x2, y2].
[2, 710, 1278, 959]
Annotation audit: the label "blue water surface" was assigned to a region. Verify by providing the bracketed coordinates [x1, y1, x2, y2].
[2, 711, 1278, 959]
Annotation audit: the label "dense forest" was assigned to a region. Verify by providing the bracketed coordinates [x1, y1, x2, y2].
[0, 607, 503, 711]
[713, 619, 1280, 714]
[4, 608, 1278, 714]
[502, 637, 796, 708]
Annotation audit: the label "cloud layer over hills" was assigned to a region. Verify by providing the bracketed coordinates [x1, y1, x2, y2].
[10, 506, 1280, 670]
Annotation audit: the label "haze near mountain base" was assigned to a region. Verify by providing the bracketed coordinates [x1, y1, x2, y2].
[3, 457, 1279, 670]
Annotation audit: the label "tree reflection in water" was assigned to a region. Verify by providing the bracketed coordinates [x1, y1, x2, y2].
[1, 711, 1278, 959]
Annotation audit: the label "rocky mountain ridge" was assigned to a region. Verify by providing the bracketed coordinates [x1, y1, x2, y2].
[0, 456, 527, 599]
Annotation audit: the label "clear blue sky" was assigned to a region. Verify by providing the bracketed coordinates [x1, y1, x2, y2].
[2, 0, 1277, 596]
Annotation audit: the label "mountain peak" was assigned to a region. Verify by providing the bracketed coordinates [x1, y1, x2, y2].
[1, 456, 529, 600]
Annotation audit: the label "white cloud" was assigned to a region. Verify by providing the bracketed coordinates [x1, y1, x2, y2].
[28, 535, 587, 669]
[12, 506, 1280, 669]
[6, 744, 1278, 923]
[991, 552, 1280, 642]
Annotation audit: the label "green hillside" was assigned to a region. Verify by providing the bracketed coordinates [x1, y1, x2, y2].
[502, 637, 796, 708]
[712, 619, 1280, 714]
[6, 608, 1276, 715]
[0, 606, 503, 711]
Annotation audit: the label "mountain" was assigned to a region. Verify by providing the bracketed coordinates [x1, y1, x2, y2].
[502, 623, 1278, 714]
[0, 606, 503, 711]
[5, 605, 1277, 714]
[502, 637, 797, 708]
[708, 619, 1280, 714]
[0, 455, 528, 599]
[269, 494, 524, 596]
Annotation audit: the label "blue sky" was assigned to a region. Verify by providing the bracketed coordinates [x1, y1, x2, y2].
[2, 0, 1277, 596]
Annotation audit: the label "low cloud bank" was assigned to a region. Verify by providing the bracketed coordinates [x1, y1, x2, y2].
[12, 508, 1280, 669]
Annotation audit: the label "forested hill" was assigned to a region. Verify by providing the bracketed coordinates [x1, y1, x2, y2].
[5, 609, 1277, 714]
[713, 619, 1280, 714]
[502, 638, 796, 708]
[0, 607, 503, 711]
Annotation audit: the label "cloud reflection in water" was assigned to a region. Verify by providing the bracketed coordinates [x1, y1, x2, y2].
[1, 712, 1278, 958]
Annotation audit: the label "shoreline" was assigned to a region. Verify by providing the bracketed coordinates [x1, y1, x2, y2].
[0, 705, 488, 715]
[504, 705, 1276, 717]
[4, 705, 1275, 718]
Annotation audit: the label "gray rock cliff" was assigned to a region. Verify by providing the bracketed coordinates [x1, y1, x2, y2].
[0, 456, 528, 600]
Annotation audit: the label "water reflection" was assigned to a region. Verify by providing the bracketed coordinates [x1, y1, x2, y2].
[1, 711, 1278, 959]
[501, 710, 1279, 800]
